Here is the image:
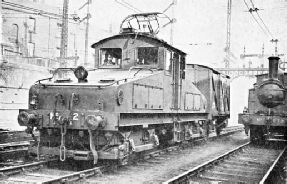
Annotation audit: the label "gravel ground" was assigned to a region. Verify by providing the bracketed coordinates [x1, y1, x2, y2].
[85, 131, 249, 184]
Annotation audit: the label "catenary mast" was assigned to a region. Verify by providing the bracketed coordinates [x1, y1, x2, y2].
[60, 0, 69, 67]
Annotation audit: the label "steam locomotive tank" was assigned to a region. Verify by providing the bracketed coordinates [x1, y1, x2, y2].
[239, 56, 287, 144]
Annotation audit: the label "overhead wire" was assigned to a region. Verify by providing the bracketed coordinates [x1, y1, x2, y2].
[2, 1, 61, 18]
[114, 0, 139, 13]
[243, 0, 270, 39]
[223, 1, 286, 9]
[121, 0, 143, 13]
[250, 0, 274, 39]
[248, 0, 287, 55]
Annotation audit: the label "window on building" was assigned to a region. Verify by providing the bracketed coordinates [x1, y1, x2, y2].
[99, 48, 122, 67]
[28, 17, 36, 33]
[28, 43, 35, 56]
[10, 24, 19, 43]
[137, 47, 158, 66]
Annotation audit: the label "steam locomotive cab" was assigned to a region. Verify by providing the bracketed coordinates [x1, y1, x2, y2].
[239, 56, 287, 144]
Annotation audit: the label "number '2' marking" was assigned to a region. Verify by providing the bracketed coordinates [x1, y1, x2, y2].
[72, 113, 79, 121]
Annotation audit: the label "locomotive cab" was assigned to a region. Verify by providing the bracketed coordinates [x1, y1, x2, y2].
[97, 47, 163, 70]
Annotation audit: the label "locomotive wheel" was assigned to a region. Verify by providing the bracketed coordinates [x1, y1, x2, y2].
[249, 125, 256, 144]
[250, 125, 265, 145]
[216, 127, 221, 136]
[215, 119, 228, 136]
[215, 120, 224, 136]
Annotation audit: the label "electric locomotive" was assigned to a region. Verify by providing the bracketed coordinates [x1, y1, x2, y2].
[17, 13, 229, 164]
[239, 56, 287, 144]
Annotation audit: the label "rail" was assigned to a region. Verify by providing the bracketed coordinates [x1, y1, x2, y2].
[163, 142, 286, 184]
[42, 165, 108, 183]
[162, 142, 250, 184]
[0, 159, 57, 178]
[259, 146, 287, 184]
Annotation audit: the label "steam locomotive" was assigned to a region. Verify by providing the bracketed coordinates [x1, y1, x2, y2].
[17, 13, 230, 164]
[239, 56, 287, 144]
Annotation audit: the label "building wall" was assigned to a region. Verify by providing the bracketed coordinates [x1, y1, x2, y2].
[0, 0, 2, 65]
[0, 0, 88, 130]
[2, 0, 90, 68]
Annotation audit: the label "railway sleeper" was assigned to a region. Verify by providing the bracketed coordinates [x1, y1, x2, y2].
[25, 172, 55, 178]
[153, 156, 170, 160]
[200, 170, 263, 183]
[145, 160, 162, 164]
[213, 165, 266, 175]
[0, 168, 26, 178]
[220, 161, 272, 169]
[7, 177, 41, 183]
[233, 156, 276, 165]
[238, 152, 280, 159]
[244, 148, 281, 155]
[135, 162, 152, 167]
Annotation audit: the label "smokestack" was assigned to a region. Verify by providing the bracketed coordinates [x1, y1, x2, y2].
[268, 56, 280, 79]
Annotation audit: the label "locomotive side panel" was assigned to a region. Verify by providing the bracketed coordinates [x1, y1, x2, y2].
[180, 72, 207, 114]
[186, 65, 212, 112]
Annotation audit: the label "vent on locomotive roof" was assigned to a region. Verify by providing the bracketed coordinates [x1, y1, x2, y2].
[99, 78, 116, 83]
[121, 28, 135, 34]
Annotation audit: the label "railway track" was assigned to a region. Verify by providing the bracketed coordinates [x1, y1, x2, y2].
[163, 143, 286, 184]
[0, 129, 38, 164]
[0, 125, 244, 183]
[0, 159, 108, 183]
[0, 130, 36, 144]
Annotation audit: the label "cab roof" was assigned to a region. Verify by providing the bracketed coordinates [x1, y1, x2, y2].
[91, 33, 186, 56]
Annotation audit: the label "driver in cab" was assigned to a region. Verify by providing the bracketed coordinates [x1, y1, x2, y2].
[103, 54, 115, 65]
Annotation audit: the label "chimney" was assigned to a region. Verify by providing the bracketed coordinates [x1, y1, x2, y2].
[268, 56, 280, 79]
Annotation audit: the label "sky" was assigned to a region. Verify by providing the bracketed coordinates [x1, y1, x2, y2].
[46, 0, 287, 68]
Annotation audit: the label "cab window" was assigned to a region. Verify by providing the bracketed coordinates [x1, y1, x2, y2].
[99, 48, 122, 67]
[137, 47, 158, 66]
[165, 50, 172, 75]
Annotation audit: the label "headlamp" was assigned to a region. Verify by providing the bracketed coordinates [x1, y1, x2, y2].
[74, 66, 88, 82]
[18, 111, 38, 126]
